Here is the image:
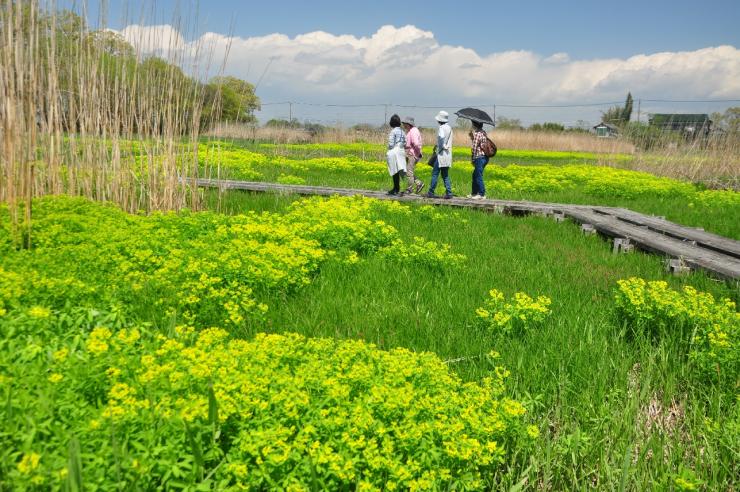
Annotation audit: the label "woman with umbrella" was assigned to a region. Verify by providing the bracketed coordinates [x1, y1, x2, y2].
[456, 108, 495, 199]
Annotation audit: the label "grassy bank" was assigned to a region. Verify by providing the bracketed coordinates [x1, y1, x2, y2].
[210, 190, 738, 489]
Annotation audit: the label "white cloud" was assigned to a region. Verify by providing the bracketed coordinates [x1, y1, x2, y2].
[117, 24, 740, 124]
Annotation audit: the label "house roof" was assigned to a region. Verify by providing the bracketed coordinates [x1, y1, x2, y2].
[592, 122, 619, 131]
[649, 113, 711, 125]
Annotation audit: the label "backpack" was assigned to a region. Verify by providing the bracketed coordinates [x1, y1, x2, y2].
[481, 136, 497, 158]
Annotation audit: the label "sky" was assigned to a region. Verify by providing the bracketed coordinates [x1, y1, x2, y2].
[77, 0, 740, 126]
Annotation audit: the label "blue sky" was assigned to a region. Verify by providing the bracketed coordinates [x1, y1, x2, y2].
[98, 0, 740, 58]
[87, 1, 740, 125]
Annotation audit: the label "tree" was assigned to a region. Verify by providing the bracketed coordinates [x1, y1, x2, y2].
[88, 30, 135, 58]
[621, 92, 633, 123]
[601, 92, 633, 127]
[495, 117, 523, 130]
[529, 122, 564, 132]
[265, 118, 302, 129]
[455, 118, 472, 130]
[711, 107, 740, 134]
[203, 76, 260, 127]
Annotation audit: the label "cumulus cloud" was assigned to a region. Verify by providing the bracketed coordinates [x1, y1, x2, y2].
[117, 24, 740, 123]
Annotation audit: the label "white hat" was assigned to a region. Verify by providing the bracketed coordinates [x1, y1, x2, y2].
[402, 116, 415, 125]
[435, 110, 449, 123]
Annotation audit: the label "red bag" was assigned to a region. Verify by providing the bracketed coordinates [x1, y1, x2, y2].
[481, 137, 497, 158]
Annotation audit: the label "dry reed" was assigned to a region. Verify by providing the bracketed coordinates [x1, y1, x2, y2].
[0, 1, 221, 245]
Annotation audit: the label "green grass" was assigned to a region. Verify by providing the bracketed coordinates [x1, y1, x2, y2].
[202, 139, 740, 239]
[239, 141, 632, 164]
[207, 189, 739, 490]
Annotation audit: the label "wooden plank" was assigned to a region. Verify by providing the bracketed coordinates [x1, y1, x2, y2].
[194, 178, 580, 215]
[591, 206, 740, 259]
[194, 178, 740, 280]
[563, 208, 740, 280]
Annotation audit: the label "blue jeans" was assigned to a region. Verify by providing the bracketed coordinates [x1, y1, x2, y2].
[472, 156, 489, 196]
[429, 161, 452, 195]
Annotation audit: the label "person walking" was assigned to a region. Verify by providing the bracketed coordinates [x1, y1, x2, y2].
[385, 114, 406, 195]
[427, 111, 453, 199]
[402, 116, 424, 194]
[468, 120, 489, 199]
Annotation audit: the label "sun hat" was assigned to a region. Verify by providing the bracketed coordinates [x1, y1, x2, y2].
[402, 116, 415, 126]
[435, 110, 449, 123]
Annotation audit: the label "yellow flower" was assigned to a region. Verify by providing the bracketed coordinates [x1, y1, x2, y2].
[86, 327, 112, 355]
[28, 306, 52, 319]
[53, 347, 69, 361]
[48, 373, 64, 384]
[527, 425, 540, 439]
[17, 452, 40, 474]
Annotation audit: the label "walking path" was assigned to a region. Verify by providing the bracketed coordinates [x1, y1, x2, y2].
[195, 178, 740, 281]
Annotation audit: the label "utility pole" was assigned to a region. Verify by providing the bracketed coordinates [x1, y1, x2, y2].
[383, 104, 388, 125]
[289, 102, 293, 122]
[636, 99, 641, 124]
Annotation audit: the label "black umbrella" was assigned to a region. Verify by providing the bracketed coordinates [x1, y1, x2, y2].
[455, 107, 495, 126]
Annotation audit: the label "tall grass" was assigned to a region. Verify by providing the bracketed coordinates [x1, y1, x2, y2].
[208, 124, 740, 188]
[208, 122, 637, 153]
[621, 134, 740, 189]
[0, 1, 220, 244]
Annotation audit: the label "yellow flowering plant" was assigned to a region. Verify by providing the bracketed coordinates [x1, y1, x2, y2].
[0, 312, 535, 490]
[0, 195, 488, 489]
[476, 289, 553, 335]
[0, 195, 462, 330]
[615, 277, 739, 390]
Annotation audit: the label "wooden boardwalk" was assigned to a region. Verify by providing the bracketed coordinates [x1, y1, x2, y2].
[195, 178, 740, 281]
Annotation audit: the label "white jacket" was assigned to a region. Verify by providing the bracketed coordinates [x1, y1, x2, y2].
[436, 123, 453, 168]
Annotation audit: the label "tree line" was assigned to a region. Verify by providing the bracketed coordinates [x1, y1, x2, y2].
[10, 6, 260, 134]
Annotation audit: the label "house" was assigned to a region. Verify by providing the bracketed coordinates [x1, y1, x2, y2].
[648, 114, 712, 138]
[592, 122, 619, 138]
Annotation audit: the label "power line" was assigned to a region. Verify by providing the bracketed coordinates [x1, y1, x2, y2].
[642, 98, 740, 104]
[258, 98, 739, 109]
[496, 101, 624, 108]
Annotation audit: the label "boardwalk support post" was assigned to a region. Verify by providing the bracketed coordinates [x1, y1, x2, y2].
[666, 258, 691, 275]
[581, 223, 596, 235]
[613, 238, 634, 254]
[552, 212, 565, 223]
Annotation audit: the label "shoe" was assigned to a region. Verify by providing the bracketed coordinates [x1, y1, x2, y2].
[443, 193, 453, 199]
[386, 189, 399, 196]
[415, 182, 425, 194]
[405, 186, 414, 194]
[470, 195, 483, 200]
[425, 191, 436, 198]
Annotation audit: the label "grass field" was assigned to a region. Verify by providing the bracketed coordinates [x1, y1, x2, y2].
[211, 190, 740, 489]
[200, 140, 740, 240]
[1, 141, 738, 490]
[4, 3, 735, 488]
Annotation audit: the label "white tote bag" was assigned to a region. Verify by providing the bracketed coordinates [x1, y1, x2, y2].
[386, 145, 407, 176]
